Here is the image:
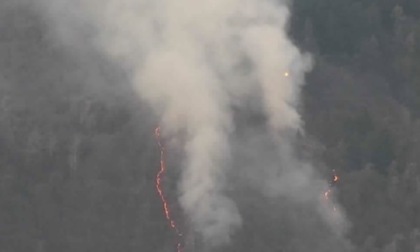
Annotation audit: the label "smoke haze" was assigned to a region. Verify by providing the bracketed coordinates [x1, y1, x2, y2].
[37, 0, 348, 249]
[4, 1, 420, 251]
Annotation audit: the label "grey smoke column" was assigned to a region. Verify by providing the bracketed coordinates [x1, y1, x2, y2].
[38, 0, 346, 247]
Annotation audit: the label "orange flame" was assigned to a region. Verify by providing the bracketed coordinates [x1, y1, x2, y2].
[323, 170, 340, 212]
[155, 127, 183, 252]
[331, 169, 340, 185]
[332, 169, 339, 183]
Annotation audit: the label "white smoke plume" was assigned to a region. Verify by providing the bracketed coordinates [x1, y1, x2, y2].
[37, 0, 349, 248]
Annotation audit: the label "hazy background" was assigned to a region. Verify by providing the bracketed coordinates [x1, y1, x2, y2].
[1, 0, 420, 251]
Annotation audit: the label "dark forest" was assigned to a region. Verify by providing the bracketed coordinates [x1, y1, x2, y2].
[0, 1, 420, 251]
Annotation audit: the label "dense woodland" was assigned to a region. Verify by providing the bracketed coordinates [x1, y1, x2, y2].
[1, 0, 420, 251]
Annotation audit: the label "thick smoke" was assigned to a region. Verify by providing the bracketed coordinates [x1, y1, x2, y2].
[38, 0, 348, 248]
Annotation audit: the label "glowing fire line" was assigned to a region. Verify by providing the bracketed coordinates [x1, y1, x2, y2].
[324, 169, 339, 212]
[155, 127, 183, 252]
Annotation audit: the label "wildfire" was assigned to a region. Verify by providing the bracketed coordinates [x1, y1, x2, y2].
[332, 170, 339, 183]
[324, 169, 340, 211]
[155, 127, 183, 252]
[324, 189, 331, 200]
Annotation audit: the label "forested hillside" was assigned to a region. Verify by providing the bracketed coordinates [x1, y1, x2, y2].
[294, 0, 420, 251]
[1, 0, 420, 251]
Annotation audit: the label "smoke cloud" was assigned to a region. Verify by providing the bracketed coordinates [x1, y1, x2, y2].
[38, 0, 348, 248]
